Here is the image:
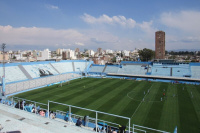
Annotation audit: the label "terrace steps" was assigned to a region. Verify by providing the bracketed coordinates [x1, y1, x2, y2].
[18, 65, 33, 79]
[0, 103, 94, 133]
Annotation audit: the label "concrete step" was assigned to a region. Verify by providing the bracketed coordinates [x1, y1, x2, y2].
[0, 104, 94, 133]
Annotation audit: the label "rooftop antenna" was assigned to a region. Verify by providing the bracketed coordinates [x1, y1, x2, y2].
[1, 43, 6, 96]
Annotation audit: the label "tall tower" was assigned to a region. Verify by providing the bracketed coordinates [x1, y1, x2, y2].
[97, 48, 102, 54]
[155, 31, 165, 59]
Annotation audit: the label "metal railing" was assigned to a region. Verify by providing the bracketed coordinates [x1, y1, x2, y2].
[12, 97, 48, 116]
[133, 124, 170, 133]
[48, 100, 131, 133]
[0, 97, 171, 133]
[55, 109, 123, 133]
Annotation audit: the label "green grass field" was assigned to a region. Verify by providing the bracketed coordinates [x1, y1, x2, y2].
[14, 78, 200, 132]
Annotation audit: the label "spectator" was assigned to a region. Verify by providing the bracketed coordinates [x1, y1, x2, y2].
[22, 100, 26, 105]
[19, 101, 23, 110]
[50, 111, 55, 119]
[84, 115, 89, 126]
[119, 125, 126, 133]
[108, 126, 112, 133]
[39, 110, 45, 117]
[101, 127, 106, 133]
[15, 102, 19, 108]
[36, 106, 40, 111]
[76, 117, 82, 127]
[93, 126, 100, 132]
[112, 130, 117, 133]
[31, 107, 35, 113]
[64, 112, 69, 121]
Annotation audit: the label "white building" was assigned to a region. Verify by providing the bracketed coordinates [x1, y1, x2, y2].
[37, 49, 51, 61]
[8, 50, 13, 54]
[123, 50, 130, 57]
[56, 48, 63, 55]
[106, 49, 113, 54]
[132, 48, 139, 53]
[68, 49, 76, 59]
[89, 50, 95, 57]
[13, 51, 28, 60]
[62, 49, 76, 59]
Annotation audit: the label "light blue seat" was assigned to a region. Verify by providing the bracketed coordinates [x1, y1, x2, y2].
[51, 62, 73, 74]
[104, 66, 119, 73]
[0, 66, 28, 83]
[23, 64, 58, 78]
[74, 62, 87, 72]
[191, 66, 200, 78]
[89, 66, 104, 73]
[118, 65, 147, 75]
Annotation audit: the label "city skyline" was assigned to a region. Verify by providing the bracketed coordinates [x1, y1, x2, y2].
[0, 0, 200, 51]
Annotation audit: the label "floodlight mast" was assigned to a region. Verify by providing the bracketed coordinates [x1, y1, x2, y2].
[2, 43, 6, 96]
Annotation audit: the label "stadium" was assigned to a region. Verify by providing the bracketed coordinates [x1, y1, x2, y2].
[1, 60, 200, 133]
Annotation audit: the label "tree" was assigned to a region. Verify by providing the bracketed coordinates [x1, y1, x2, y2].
[111, 57, 116, 63]
[138, 48, 154, 61]
[169, 55, 176, 60]
[13, 56, 16, 59]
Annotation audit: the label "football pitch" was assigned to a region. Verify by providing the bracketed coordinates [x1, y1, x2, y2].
[14, 78, 200, 132]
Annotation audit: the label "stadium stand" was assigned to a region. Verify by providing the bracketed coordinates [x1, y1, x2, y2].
[120, 61, 151, 65]
[51, 62, 74, 74]
[74, 61, 88, 72]
[0, 60, 92, 95]
[0, 103, 94, 133]
[4, 73, 81, 95]
[1, 60, 200, 133]
[0, 97, 131, 133]
[2, 61, 200, 86]
[104, 65, 119, 73]
[89, 65, 105, 73]
[151, 66, 171, 76]
[86, 61, 92, 70]
[23, 63, 59, 78]
[87, 61, 200, 81]
[18, 65, 33, 79]
[0, 66, 28, 83]
[191, 66, 200, 79]
[151, 63, 191, 77]
[172, 67, 191, 77]
[117, 64, 148, 75]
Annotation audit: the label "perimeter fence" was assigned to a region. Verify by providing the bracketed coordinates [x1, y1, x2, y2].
[4, 73, 81, 95]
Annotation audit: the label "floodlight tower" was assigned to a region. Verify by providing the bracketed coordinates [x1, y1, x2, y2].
[1, 43, 6, 96]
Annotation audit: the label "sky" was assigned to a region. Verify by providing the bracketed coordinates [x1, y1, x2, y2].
[0, 0, 200, 51]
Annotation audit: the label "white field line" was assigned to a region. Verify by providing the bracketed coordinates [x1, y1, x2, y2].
[130, 84, 153, 120]
[127, 91, 135, 100]
[127, 90, 162, 103]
